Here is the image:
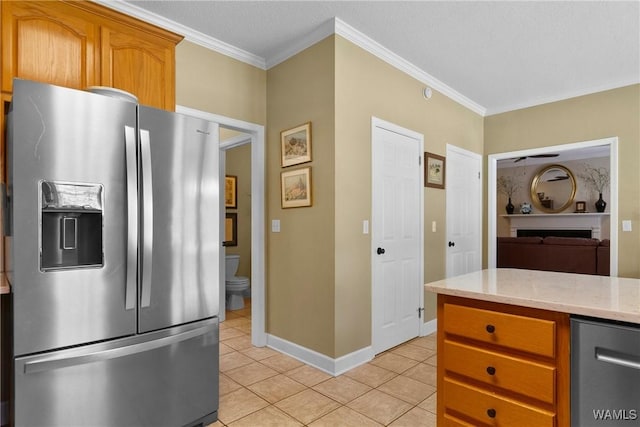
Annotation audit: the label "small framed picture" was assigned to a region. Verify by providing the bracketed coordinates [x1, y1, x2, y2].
[225, 175, 237, 209]
[575, 201, 586, 213]
[425, 152, 445, 189]
[281, 122, 312, 167]
[281, 167, 312, 208]
[223, 213, 237, 247]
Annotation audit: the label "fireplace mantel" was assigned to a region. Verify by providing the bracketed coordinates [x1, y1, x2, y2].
[500, 213, 610, 240]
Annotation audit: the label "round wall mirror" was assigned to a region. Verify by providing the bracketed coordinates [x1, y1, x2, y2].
[530, 164, 577, 213]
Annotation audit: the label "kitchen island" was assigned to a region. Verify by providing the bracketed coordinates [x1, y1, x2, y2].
[426, 268, 640, 426]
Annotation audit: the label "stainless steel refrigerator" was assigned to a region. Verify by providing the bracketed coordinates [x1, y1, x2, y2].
[6, 79, 220, 427]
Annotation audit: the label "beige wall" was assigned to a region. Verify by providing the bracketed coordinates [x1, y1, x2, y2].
[485, 85, 640, 277]
[334, 36, 484, 353]
[266, 37, 336, 356]
[176, 40, 266, 125]
[266, 35, 484, 358]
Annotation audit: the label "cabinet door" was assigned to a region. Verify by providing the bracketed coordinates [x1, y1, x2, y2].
[1, 1, 99, 93]
[100, 24, 177, 111]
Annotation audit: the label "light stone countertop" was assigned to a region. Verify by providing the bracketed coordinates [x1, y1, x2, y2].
[425, 268, 640, 324]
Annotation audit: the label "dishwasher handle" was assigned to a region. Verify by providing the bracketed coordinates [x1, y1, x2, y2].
[595, 347, 640, 371]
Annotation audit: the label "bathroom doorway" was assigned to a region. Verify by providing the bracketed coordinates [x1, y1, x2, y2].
[220, 131, 252, 315]
[176, 106, 266, 347]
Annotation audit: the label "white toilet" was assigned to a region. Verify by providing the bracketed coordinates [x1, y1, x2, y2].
[225, 254, 250, 310]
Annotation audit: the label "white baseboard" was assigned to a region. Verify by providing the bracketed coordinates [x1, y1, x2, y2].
[334, 345, 375, 376]
[421, 318, 437, 336]
[266, 323, 437, 377]
[266, 334, 373, 376]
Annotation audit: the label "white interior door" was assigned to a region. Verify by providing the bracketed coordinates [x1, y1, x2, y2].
[446, 144, 482, 278]
[372, 118, 424, 354]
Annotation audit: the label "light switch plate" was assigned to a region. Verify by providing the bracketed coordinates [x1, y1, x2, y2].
[622, 220, 632, 232]
[362, 220, 369, 234]
[272, 219, 280, 232]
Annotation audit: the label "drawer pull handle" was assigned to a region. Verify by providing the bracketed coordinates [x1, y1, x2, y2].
[486, 324, 495, 333]
[486, 366, 496, 375]
[487, 408, 497, 418]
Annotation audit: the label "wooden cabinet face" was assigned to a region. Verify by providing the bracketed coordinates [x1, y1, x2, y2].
[2, 1, 181, 110]
[437, 295, 571, 427]
[101, 26, 176, 111]
[1, 1, 99, 92]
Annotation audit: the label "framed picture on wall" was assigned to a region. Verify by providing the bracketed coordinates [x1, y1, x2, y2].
[225, 175, 237, 209]
[281, 122, 312, 167]
[425, 152, 446, 189]
[223, 213, 237, 247]
[281, 167, 312, 208]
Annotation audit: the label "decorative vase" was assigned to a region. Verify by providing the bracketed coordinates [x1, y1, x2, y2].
[506, 198, 514, 214]
[595, 193, 606, 212]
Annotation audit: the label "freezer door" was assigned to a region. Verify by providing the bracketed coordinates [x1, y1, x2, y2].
[138, 106, 220, 333]
[14, 318, 219, 427]
[8, 79, 137, 356]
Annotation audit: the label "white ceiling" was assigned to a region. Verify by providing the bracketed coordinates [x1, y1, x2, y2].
[113, 0, 640, 116]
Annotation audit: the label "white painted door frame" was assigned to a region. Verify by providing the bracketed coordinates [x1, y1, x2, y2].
[487, 137, 619, 276]
[177, 105, 267, 346]
[371, 116, 424, 354]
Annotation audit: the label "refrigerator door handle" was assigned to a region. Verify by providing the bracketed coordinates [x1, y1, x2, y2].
[23, 324, 214, 374]
[124, 126, 138, 310]
[140, 128, 153, 308]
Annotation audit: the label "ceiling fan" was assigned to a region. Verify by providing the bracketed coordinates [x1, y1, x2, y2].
[546, 175, 569, 182]
[513, 154, 559, 162]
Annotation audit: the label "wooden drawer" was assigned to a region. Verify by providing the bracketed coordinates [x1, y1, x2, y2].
[444, 339, 556, 404]
[443, 302, 556, 357]
[443, 414, 475, 426]
[444, 377, 556, 427]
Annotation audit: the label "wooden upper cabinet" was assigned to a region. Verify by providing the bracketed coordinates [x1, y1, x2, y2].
[101, 23, 178, 111]
[1, 1, 99, 93]
[1, 1, 183, 110]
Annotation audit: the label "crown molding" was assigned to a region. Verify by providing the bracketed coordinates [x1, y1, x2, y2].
[486, 78, 640, 116]
[333, 18, 486, 116]
[95, 2, 485, 114]
[266, 18, 336, 69]
[267, 17, 486, 115]
[93, 0, 266, 69]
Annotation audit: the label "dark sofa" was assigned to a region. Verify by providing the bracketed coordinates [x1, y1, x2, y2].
[497, 236, 610, 276]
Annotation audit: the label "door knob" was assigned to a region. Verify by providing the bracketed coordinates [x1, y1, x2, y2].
[377, 247, 386, 255]
[448, 241, 455, 247]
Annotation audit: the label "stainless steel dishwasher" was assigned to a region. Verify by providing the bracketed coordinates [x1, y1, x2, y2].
[572, 316, 640, 426]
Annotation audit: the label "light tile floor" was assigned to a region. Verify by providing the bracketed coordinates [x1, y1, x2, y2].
[208, 299, 438, 426]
